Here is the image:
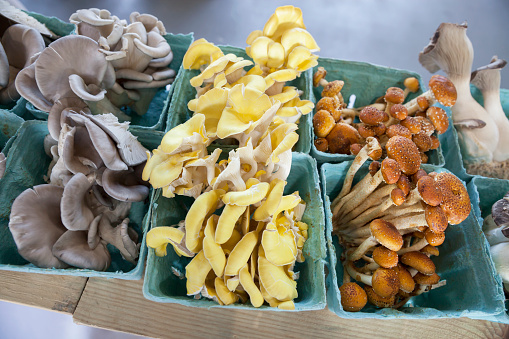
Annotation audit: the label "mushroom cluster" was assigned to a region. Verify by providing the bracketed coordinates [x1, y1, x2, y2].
[143, 6, 316, 309]
[8, 108, 149, 271]
[0, 23, 45, 105]
[332, 138, 470, 311]
[419, 22, 509, 179]
[313, 67, 455, 164]
[15, 8, 175, 121]
[483, 192, 509, 291]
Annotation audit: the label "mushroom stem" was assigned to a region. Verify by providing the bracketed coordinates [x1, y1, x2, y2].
[348, 237, 378, 261]
[344, 260, 375, 286]
[341, 187, 397, 227]
[397, 237, 428, 255]
[346, 213, 426, 239]
[484, 226, 509, 246]
[98, 216, 139, 264]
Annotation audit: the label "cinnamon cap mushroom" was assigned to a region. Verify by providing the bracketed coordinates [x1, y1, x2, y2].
[386, 136, 421, 175]
[434, 172, 471, 225]
[339, 282, 367, 312]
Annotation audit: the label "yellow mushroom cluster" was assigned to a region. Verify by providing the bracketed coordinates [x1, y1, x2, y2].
[147, 177, 308, 309]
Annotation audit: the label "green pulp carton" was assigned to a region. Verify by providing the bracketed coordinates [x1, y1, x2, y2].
[0, 110, 24, 153]
[310, 57, 445, 166]
[466, 176, 509, 324]
[0, 120, 163, 279]
[165, 45, 313, 154]
[321, 160, 505, 319]
[143, 152, 326, 310]
[24, 27, 194, 131]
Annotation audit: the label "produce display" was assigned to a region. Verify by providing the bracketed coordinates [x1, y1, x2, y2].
[0, 2, 508, 320]
[419, 23, 509, 179]
[144, 6, 318, 309]
[312, 68, 454, 164]
[332, 138, 470, 310]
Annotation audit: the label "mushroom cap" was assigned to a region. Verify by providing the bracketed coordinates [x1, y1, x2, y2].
[401, 251, 436, 275]
[359, 106, 385, 126]
[430, 135, 440, 150]
[2, 24, 46, 70]
[417, 96, 430, 111]
[426, 106, 449, 134]
[339, 282, 367, 312]
[414, 272, 441, 286]
[321, 80, 344, 97]
[386, 124, 412, 139]
[400, 116, 422, 134]
[372, 246, 399, 268]
[314, 138, 328, 152]
[429, 75, 457, 107]
[425, 205, 449, 233]
[386, 136, 421, 175]
[421, 244, 439, 256]
[313, 110, 335, 138]
[372, 267, 400, 298]
[384, 87, 405, 104]
[325, 123, 361, 154]
[393, 264, 416, 293]
[434, 172, 471, 225]
[414, 116, 435, 136]
[492, 196, 509, 227]
[9, 184, 69, 269]
[397, 174, 411, 196]
[102, 168, 149, 202]
[391, 188, 406, 206]
[350, 143, 362, 156]
[381, 158, 401, 185]
[313, 67, 327, 87]
[417, 175, 443, 206]
[372, 123, 386, 136]
[370, 219, 403, 251]
[412, 132, 432, 153]
[61, 172, 95, 231]
[52, 230, 111, 271]
[412, 169, 428, 184]
[369, 161, 381, 176]
[390, 104, 408, 120]
[358, 124, 376, 139]
[424, 228, 445, 246]
[364, 285, 395, 308]
[404, 77, 420, 93]
[316, 96, 341, 121]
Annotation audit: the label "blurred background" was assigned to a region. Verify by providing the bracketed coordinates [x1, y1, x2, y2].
[1, 0, 508, 338]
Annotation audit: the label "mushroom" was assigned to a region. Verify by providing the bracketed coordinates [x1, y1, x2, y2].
[418, 22, 500, 168]
[484, 194, 509, 246]
[9, 184, 69, 269]
[489, 242, 509, 288]
[339, 282, 367, 312]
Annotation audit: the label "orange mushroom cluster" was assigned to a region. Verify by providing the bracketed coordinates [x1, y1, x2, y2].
[331, 139, 470, 311]
[313, 67, 456, 164]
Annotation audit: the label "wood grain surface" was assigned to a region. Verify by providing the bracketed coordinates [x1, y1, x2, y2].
[73, 277, 509, 339]
[0, 271, 87, 314]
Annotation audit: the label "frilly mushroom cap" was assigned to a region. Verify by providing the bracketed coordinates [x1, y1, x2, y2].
[52, 230, 111, 271]
[414, 272, 441, 286]
[425, 205, 449, 233]
[384, 87, 404, 104]
[262, 5, 305, 42]
[401, 251, 436, 275]
[61, 172, 95, 231]
[386, 124, 412, 139]
[34, 35, 113, 103]
[359, 106, 385, 125]
[426, 106, 449, 134]
[15, 62, 53, 112]
[393, 264, 415, 293]
[313, 109, 335, 138]
[185, 250, 212, 295]
[364, 285, 395, 308]
[286, 45, 319, 73]
[281, 27, 319, 53]
[339, 282, 367, 312]
[326, 123, 361, 154]
[424, 228, 445, 246]
[9, 184, 69, 269]
[417, 176, 443, 207]
[372, 267, 400, 298]
[321, 80, 344, 97]
[471, 56, 507, 90]
[258, 246, 298, 301]
[372, 246, 399, 268]
[381, 158, 401, 185]
[434, 172, 471, 225]
[386, 136, 421, 175]
[183, 38, 223, 70]
[2, 24, 46, 70]
[102, 168, 149, 202]
[428, 75, 457, 107]
[390, 104, 408, 121]
[370, 219, 403, 251]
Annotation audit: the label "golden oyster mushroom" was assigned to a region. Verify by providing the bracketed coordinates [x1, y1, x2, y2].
[183, 38, 223, 70]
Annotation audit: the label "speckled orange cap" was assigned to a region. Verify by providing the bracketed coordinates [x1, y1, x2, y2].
[322, 80, 344, 97]
[434, 172, 471, 225]
[393, 264, 416, 294]
[425, 205, 448, 233]
[386, 136, 421, 175]
[426, 106, 449, 134]
[424, 228, 445, 246]
[364, 285, 395, 308]
[372, 267, 400, 298]
[326, 123, 361, 154]
[414, 272, 440, 286]
[360, 106, 385, 125]
[339, 282, 367, 312]
[401, 251, 436, 275]
[370, 219, 403, 251]
[372, 246, 399, 268]
[313, 67, 327, 87]
[429, 75, 457, 107]
[417, 175, 443, 206]
[381, 158, 401, 184]
[387, 124, 412, 139]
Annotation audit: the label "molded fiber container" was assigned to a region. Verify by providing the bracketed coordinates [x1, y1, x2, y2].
[24, 10, 75, 37]
[440, 86, 509, 181]
[0, 110, 24, 153]
[25, 32, 194, 132]
[466, 176, 509, 324]
[143, 152, 326, 310]
[0, 120, 164, 279]
[321, 160, 505, 319]
[310, 57, 445, 166]
[165, 45, 313, 154]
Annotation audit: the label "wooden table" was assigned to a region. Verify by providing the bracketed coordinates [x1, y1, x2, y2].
[1, 271, 508, 339]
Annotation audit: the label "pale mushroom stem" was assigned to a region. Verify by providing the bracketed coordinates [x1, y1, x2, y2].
[340, 186, 396, 226]
[346, 213, 426, 239]
[397, 238, 429, 255]
[99, 217, 139, 264]
[348, 237, 378, 262]
[344, 260, 374, 285]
